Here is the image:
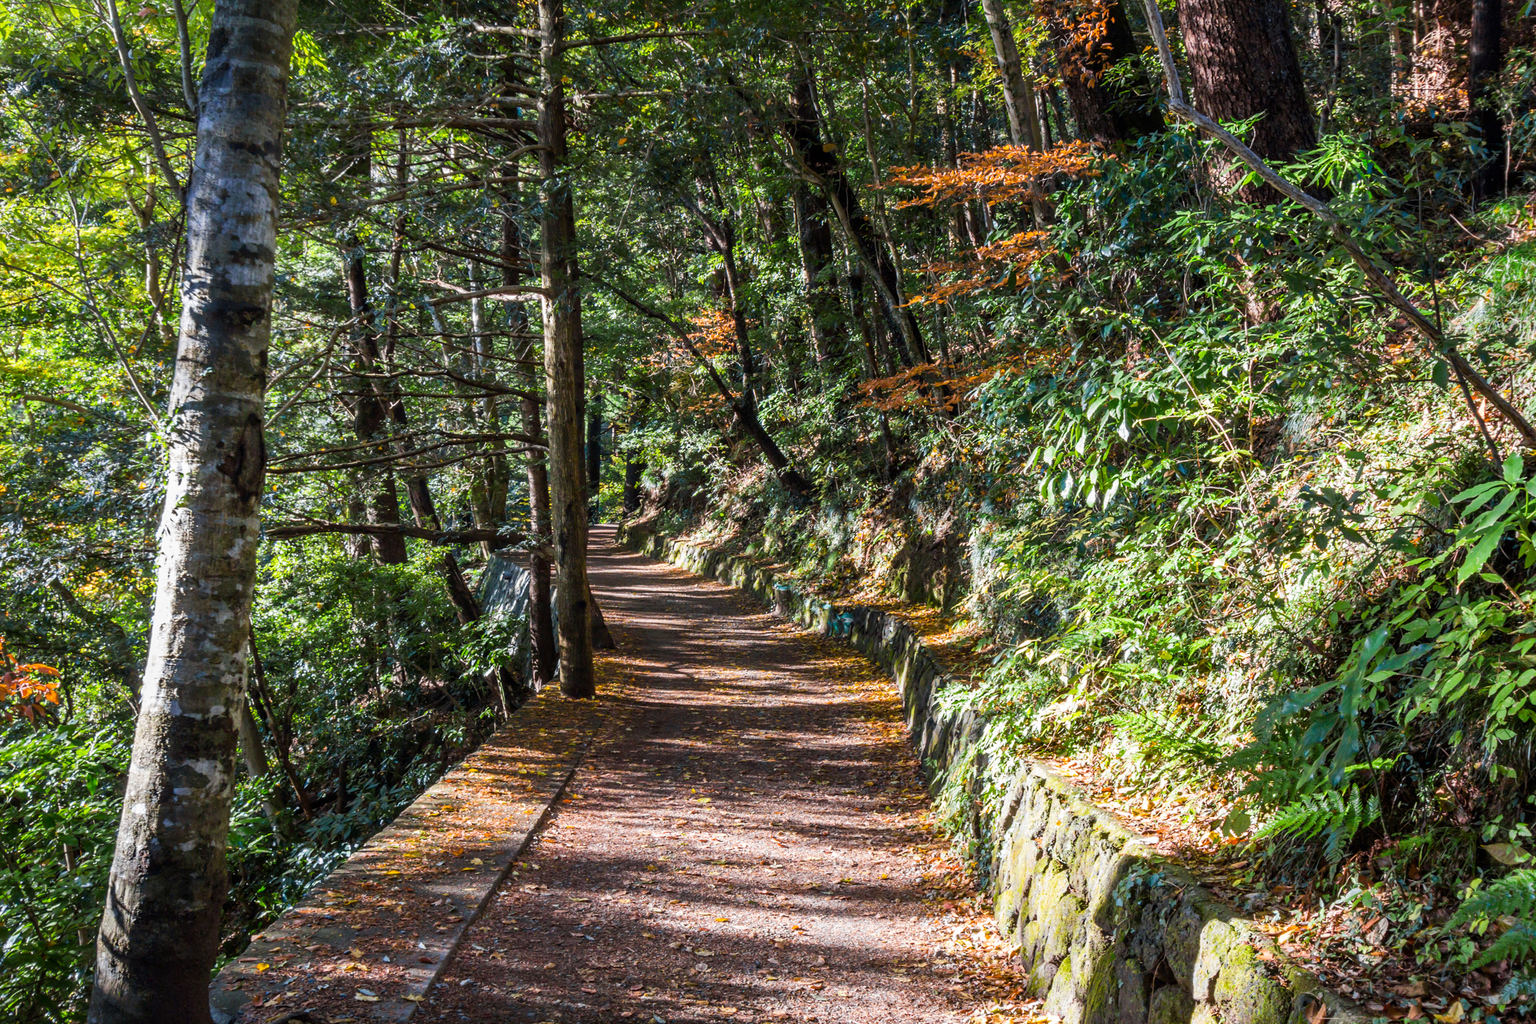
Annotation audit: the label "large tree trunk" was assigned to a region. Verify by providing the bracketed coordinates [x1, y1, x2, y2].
[538, 0, 595, 699]
[1178, 0, 1317, 198]
[1470, 0, 1505, 201]
[1046, 0, 1161, 143]
[88, 0, 298, 1019]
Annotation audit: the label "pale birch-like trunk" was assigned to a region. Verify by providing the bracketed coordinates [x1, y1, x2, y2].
[978, 0, 1044, 151]
[88, 0, 297, 1020]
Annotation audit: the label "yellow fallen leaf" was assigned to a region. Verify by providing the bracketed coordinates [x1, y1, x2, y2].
[1435, 1003, 1465, 1024]
[254, 963, 270, 972]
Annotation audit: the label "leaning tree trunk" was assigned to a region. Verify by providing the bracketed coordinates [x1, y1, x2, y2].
[1178, 0, 1317, 199]
[88, 0, 297, 1020]
[538, 0, 595, 699]
[1470, 0, 1505, 202]
[781, 68, 929, 368]
[979, 0, 1045, 151]
[787, 70, 846, 364]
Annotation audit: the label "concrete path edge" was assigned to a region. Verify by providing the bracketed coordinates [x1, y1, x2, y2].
[210, 686, 608, 1023]
[616, 522, 1365, 1024]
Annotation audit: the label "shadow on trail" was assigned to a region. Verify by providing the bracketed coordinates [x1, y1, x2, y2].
[426, 527, 970, 1024]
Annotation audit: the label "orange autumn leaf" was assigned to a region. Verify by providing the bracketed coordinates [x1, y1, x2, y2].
[0, 636, 62, 724]
[881, 141, 1103, 209]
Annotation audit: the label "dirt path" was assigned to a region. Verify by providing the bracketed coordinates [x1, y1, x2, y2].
[419, 526, 1024, 1023]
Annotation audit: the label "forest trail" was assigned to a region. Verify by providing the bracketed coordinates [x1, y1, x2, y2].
[422, 526, 1023, 1023]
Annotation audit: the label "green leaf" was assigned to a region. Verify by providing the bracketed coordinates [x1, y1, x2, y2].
[1459, 528, 1506, 584]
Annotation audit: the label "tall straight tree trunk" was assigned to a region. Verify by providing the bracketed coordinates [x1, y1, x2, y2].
[538, 0, 595, 699]
[495, 72, 558, 686]
[1470, 0, 1505, 201]
[340, 124, 409, 566]
[342, 244, 409, 565]
[586, 390, 601, 519]
[1179, 0, 1317, 199]
[88, 0, 298, 1019]
[502, 206, 558, 687]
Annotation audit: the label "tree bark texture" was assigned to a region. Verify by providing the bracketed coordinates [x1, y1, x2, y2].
[88, 0, 297, 1019]
[979, 0, 1045, 151]
[1045, 0, 1161, 143]
[538, 0, 595, 699]
[1469, 0, 1504, 199]
[1178, 0, 1317, 196]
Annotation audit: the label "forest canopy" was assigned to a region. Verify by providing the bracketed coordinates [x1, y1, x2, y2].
[1, 0, 1535, 1019]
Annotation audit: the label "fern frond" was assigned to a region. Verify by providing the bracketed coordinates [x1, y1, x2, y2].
[1113, 711, 1226, 768]
[1255, 786, 1379, 864]
[1447, 870, 1536, 967]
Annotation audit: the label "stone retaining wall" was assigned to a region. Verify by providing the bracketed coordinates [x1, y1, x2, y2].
[617, 523, 1362, 1024]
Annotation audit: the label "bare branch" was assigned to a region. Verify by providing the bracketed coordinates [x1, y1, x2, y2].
[425, 279, 553, 303]
[100, 0, 184, 200]
[265, 522, 526, 548]
[559, 29, 709, 51]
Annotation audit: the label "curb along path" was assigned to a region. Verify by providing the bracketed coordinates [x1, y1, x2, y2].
[421, 526, 1032, 1023]
[617, 525, 1365, 1024]
[211, 680, 614, 1023]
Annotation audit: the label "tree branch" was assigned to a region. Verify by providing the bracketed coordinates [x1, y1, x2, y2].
[426, 279, 554, 303]
[264, 522, 526, 548]
[1139, 0, 1536, 448]
[101, 0, 184, 200]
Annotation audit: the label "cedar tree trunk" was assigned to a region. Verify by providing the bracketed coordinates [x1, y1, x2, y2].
[538, 0, 594, 698]
[1178, 0, 1317, 197]
[1047, 0, 1161, 143]
[1470, 0, 1505, 201]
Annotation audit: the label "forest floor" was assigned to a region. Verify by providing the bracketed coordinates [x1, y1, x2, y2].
[418, 526, 1040, 1024]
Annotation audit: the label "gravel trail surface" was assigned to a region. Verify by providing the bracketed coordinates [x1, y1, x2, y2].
[423, 526, 1022, 1024]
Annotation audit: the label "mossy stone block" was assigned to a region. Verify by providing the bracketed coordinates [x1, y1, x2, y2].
[1147, 985, 1195, 1024]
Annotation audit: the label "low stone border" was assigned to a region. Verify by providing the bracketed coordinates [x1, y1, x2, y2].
[618, 523, 1363, 1024]
[210, 687, 610, 1023]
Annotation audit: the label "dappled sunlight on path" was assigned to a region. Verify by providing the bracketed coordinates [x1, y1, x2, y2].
[425, 527, 1034, 1024]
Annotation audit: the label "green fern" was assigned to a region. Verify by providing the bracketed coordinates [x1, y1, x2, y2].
[1254, 786, 1380, 865]
[1446, 870, 1536, 968]
[1113, 711, 1226, 769]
